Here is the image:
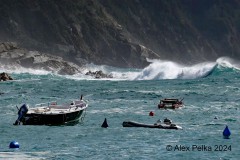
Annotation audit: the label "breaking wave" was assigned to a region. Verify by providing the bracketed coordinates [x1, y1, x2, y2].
[0, 64, 52, 75]
[133, 59, 217, 80]
[83, 57, 240, 80]
[1, 57, 239, 80]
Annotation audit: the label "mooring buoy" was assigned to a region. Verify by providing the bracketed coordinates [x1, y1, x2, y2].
[149, 111, 154, 116]
[223, 125, 231, 139]
[101, 118, 108, 128]
[9, 141, 20, 149]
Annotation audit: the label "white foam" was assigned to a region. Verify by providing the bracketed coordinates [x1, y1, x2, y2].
[133, 59, 216, 80]
[79, 57, 239, 80]
[1, 57, 239, 80]
[216, 57, 240, 70]
[0, 65, 51, 75]
[0, 151, 48, 160]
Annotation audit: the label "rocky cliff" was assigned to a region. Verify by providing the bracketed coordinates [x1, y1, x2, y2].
[0, 42, 81, 74]
[1, 0, 240, 69]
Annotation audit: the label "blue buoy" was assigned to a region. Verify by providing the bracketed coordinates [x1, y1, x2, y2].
[223, 125, 231, 139]
[9, 141, 20, 149]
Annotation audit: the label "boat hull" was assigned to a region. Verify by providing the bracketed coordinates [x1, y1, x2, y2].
[158, 104, 183, 109]
[22, 110, 84, 125]
[122, 121, 182, 130]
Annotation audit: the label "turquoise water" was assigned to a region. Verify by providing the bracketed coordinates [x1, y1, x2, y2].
[1, 58, 240, 159]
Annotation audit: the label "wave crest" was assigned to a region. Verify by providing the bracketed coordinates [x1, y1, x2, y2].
[133, 59, 217, 80]
[1, 57, 239, 80]
[216, 57, 240, 70]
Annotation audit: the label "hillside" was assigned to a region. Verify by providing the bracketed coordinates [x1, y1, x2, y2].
[1, 0, 240, 68]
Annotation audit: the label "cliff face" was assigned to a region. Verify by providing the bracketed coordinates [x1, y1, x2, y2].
[0, 42, 81, 75]
[1, 0, 240, 68]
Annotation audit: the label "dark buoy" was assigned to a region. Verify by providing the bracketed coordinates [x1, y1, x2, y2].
[101, 118, 108, 128]
[223, 125, 231, 139]
[149, 111, 154, 116]
[9, 141, 20, 149]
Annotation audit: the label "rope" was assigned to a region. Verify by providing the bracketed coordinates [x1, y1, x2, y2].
[80, 107, 87, 123]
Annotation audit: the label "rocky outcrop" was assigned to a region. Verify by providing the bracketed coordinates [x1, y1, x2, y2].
[0, 72, 13, 81]
[0, 42, 82, 75]
[85, 70, 113, 79]
[0, 42, 18, 52]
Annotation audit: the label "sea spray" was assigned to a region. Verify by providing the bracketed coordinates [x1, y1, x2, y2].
[1, 57, 239, 81]
[133, 59, 217, 80]
[81, 57, 239, 80]
[216, 57, 240, 70]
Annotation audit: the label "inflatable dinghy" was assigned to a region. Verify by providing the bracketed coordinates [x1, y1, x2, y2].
[122, 119, 182, 130]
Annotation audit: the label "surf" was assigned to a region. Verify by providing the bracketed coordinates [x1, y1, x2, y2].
[80, 57, 240, 80]
[133, 59, 217, 80]
[1, 57, 239, 81]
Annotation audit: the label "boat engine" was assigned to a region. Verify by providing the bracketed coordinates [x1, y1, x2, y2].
[163, 118, 172, 125]
[13, 104, 29, 125]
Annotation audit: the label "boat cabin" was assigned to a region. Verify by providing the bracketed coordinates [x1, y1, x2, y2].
[158, 98, 183, 109]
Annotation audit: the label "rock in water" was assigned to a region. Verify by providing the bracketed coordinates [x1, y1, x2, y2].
[85, 70, 113, 79]
[0, 72, 13, 81]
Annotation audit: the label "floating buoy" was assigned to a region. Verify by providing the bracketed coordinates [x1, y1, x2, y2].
[149, 111, 154, 116]
[101, 118, 108, 128]
[223, 125, 231, 139]
[9, 141, 20, 149]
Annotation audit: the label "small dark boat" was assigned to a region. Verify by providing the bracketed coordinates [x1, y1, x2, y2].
[158, 98, 183, 109]
[122, 119, 182, 130]
[14, 96, 88, 125]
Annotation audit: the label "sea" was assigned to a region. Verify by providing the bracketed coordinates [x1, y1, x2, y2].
[0, 57, 239, 160]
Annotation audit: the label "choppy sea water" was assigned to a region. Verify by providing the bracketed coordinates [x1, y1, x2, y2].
[1, 57, 240, 160]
